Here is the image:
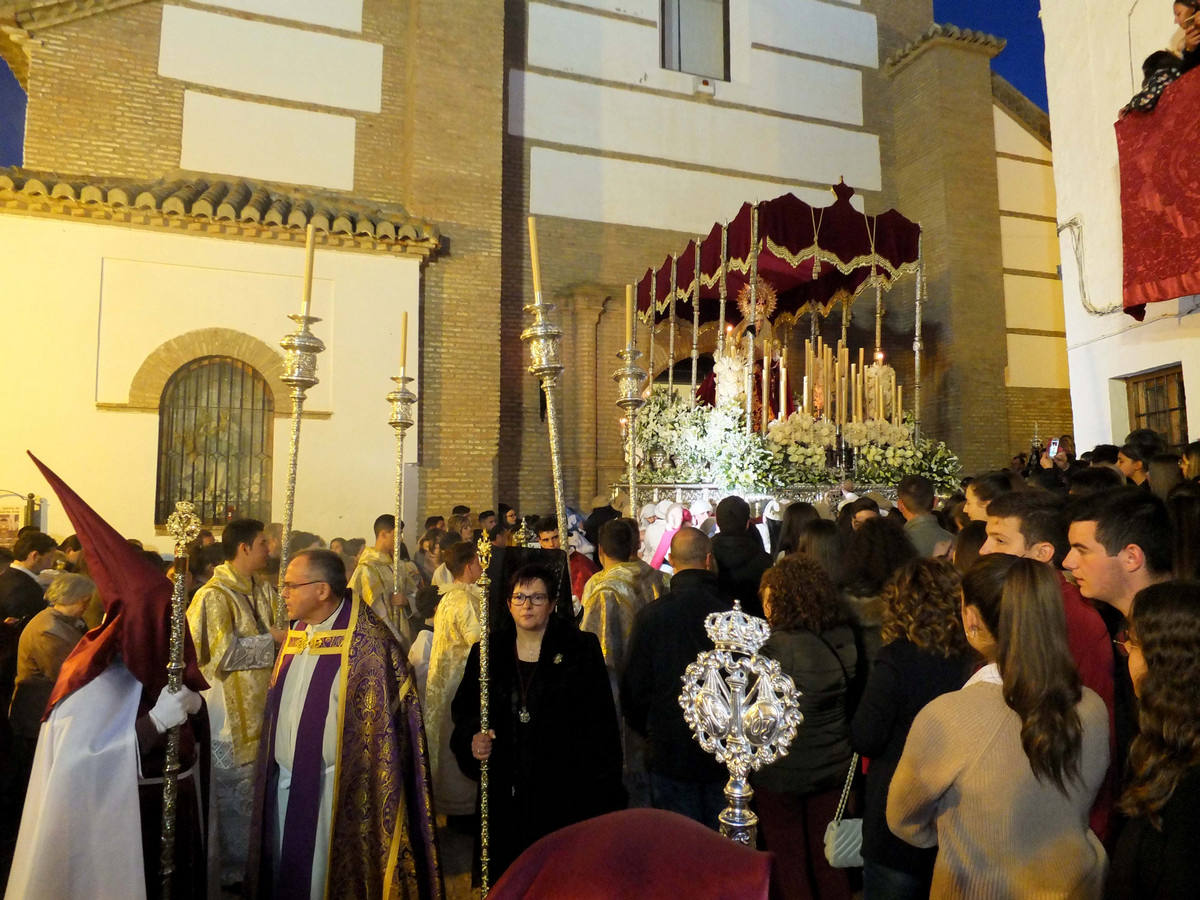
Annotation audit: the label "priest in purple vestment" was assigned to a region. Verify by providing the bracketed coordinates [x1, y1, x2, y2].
[245, 549, 442, 900]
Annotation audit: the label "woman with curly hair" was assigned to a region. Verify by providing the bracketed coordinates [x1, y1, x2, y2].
[889, 556, 1109, 897]
[753, 556, 862, 900]
[850, 559, 973, 899]
[1107, 581, 1200, 898]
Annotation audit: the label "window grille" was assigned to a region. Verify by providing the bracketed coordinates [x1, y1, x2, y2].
[662, 0, 729, 81]
[156, 356, 273, 526]
[1125, 365, 1188, 452]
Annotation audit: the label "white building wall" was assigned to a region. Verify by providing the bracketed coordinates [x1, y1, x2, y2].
[158, 2, 380, 192]
[0, 215, 420, 547]
[516, 0, 882, 233]
[1041, 0, 1200, 449]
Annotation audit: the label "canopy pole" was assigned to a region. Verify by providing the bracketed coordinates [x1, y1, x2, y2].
[840, 298, 849, 346]
[810, 307, 818, 346]
[873, 274, 883, 362]
[718, 224, 728, 357]
[668, 254, 678, 393]
[747, 203, 759, 434]
[648, 266, 656, 391]
[914, 237, 924, 441]
[690, 241, 701, 405]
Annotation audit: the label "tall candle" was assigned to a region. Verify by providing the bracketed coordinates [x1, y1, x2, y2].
[762, 348, 770, 429]
[896, 384, 903, 426]
[300, 223, 315, 319]
[779, 355, 787, 418]
[527, 216, 543, 298]
[625, 284, 634, 347]
[399, 310, 408, 377]
[858, 346, 864, 376]
[803, 375, 810, 414]
[850, 364, 857, 423]
[876, 374, 883, 423]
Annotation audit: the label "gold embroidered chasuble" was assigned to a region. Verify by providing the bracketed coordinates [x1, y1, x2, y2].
[186, 562, 278, 767]
[350, 547, 424, 647]
[580, 561, 658, 677]
[424, 581, 481, 816]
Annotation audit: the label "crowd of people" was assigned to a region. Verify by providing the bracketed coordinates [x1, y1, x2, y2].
[1, 426, 1199, 898]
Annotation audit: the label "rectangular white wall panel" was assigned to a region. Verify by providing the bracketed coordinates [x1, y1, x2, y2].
[160, 6, 382, 112]
[180, 91, 356, 190]
[564, 0, 657, 21]
[1003, 274, 1066, 332]
[1006, 333, 1070, 389]
[528, 3, 863, 125]
[195, 0, 363, 32]
[511, 70, 881, 190]
[993, 107, 1051, 160]
[996, 157, 1056, 217]
[529, 146, 861, 234]
[1000, 216, 1060, 274]
[751, 0, 877, 68]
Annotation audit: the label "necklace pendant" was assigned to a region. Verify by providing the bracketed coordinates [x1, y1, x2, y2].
[519, 707, 531, 724]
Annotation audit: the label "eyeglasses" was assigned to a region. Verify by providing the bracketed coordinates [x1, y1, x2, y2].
[281, 580, 322, 593]
[1113, 630, 1139, 658]
[510, 592, 550, 607]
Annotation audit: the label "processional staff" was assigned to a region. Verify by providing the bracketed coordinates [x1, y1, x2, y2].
[522, 217, 570, 554]
[746, 203, 759, 433]
[476, 534, 494, 894]
[913, 235, 925, 440]
[387, 310, 416, 635]
[667, 255, 677, 393]
[276, 225, 325, 626]
[717, 224, 728, 357]
[614, 284, 647, 515]
[690, 240, 701, 404]
[161, 500, 201, 899]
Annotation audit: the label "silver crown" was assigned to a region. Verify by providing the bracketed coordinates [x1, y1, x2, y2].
[704, 600, 772, 655]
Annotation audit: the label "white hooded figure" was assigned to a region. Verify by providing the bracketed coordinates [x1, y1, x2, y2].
[641, 499, 672, 565]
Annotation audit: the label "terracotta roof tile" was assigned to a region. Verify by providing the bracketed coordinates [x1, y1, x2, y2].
[0, 168, 441, 253]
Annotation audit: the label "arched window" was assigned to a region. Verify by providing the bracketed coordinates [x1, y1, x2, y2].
[156, 356, 273, 526]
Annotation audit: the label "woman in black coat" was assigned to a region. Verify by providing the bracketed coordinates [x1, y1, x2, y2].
[450, 563, 625, 880]
[1107, 581, 1200, 898]
[849, 558, 972, 900]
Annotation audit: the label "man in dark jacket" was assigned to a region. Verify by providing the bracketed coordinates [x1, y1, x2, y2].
[621, 527, 731, 830]
[710, 496, 770, 617]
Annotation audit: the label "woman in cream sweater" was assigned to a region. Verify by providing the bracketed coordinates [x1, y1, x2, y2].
[887, 555, 1109, 898]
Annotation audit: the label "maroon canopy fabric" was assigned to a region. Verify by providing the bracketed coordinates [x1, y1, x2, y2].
[489, 808, 778, 899]
[636, 182, 921, 331]
[1115, 67, 1200, 320]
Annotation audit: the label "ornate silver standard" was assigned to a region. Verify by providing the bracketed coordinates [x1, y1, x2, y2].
[387, 372, 417, 628]
[679, 600, 804, 846]
[476, 534, 494, 896]
[276, 312, 324, 624]
[613, 318, 647, 515]
[524, 217, 570, 552]
[160, 500, 201, 898]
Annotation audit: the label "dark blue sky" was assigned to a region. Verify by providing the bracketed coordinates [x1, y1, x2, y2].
[934, 0, 1047, 110]
[0, 3, 1047, 169]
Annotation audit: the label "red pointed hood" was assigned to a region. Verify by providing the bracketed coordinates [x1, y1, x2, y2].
[28, 452, 207, 716]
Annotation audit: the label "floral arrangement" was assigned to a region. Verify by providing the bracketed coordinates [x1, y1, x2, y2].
[841, 418, 912, 449]
[634, 390, 960, 490]
[856, 438, 962, 491]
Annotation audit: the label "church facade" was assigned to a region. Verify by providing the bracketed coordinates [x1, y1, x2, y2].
[0, 0, 1067, 543]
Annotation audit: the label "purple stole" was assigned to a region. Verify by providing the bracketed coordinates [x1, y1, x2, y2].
[264, 599, 353, 899]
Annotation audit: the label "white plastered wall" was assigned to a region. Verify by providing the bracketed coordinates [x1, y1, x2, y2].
[1041, 0, 1200, 450]
[0, 215, 421, 547]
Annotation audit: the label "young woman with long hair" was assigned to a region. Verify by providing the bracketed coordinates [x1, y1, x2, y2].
[1107, 580, 1200, 898]
[851, 558, 973, 899]
[888, 555, 1109, 897]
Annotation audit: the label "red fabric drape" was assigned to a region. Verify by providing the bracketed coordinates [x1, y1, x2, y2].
[1116, 67, 1200, 319]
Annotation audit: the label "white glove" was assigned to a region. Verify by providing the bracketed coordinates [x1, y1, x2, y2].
[148, 687, 203, 734]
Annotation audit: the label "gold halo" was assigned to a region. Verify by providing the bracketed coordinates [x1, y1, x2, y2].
[736, 276, 778, 322]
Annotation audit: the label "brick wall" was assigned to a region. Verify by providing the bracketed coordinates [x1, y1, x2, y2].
[1006, 387, 1075, 466]
[886, 37, 1011, 474]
